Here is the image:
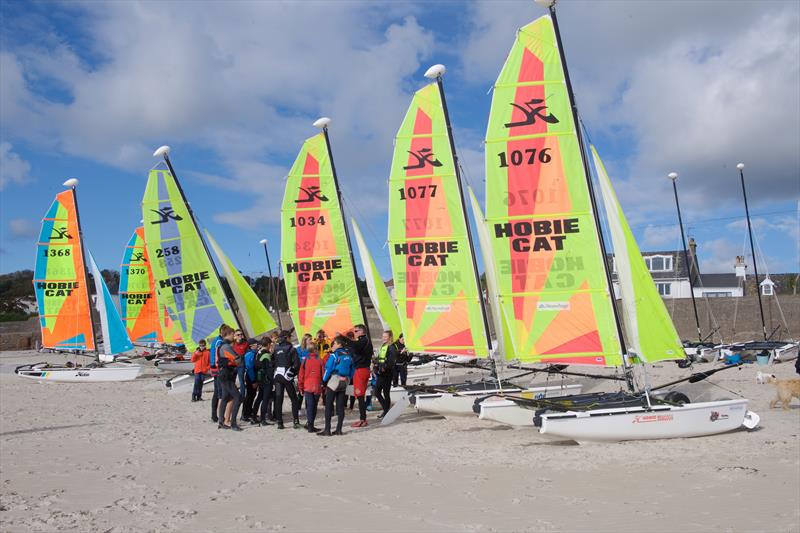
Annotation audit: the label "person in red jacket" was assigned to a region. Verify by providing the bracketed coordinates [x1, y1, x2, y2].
[298, 348, 324, 433]
[191, 339, 210, 402]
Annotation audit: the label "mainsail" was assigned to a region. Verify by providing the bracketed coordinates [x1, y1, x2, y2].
[159, 302, 184, 345]
[119, 227, 163, 344]
[281, 131, 365, 338]
[87, 250, 134, 356]
[484, 15, 622, 365]
[592, 146, 683, 363]
[33, 187, 96, 351]
[205, 230, 277, 337]
[388, 81, 490, 357]
[351, 218, 402, 336]
[142, 163, 239, 350]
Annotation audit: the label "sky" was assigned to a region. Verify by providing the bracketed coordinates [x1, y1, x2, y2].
[1, 0, 799, 281]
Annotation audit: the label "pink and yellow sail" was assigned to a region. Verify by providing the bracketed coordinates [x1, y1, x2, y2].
[281, 133, 364, 339]
[484, 15, 621, 365]
[33, 188, 95, 351]
[388, 82, 489, 357]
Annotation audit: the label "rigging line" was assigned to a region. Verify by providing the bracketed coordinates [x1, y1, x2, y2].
[703, 378, 746, 399]
[339, 193, 388, 256]
[632, 210, 795, 231]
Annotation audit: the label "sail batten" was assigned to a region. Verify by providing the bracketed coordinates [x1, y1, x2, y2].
[142, 163, 238, 351]
[484, 15, 622, 366]
[388, 83, 489, 357]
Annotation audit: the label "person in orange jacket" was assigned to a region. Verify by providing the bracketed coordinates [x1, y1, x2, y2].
[297, 348, 324, 433]
[191, 339, 210, 402]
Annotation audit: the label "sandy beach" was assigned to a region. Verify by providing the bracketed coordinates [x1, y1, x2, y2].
[1, 350, 798, 532]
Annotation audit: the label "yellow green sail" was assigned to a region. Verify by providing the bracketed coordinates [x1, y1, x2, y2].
[280, 133, 364, 339]
[205, 230, 277, 337]
[388, 83, 489, 357]
[351, 218, 402, 337]
[484, 15, 621, 365]
[142, 164, 238, 350]
[119, 226, 163, 344]
[592, 147, 684, 363]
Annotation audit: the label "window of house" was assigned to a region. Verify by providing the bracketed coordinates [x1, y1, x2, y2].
[645, 255, 673, 272]
[762, 284, 774, 296]
[657, 282, 671, 296]
[705, 291, 732, 298]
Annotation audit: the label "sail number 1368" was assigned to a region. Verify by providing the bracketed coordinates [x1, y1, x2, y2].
[497, 148, 551, 168]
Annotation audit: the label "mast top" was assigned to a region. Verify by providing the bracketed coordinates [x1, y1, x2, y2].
[313, 117, 331, 129]
[153, 145, 171, 158]
[736, 163, 745, 170]
[63, 178, 79, 188]
[534, 0, 557, 8]
[259, 238, 268, 245]
[667, 172, 678, 181]
[424, 64, 446, 79]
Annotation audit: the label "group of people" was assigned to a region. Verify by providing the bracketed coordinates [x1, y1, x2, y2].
[189, 323, 410, 436]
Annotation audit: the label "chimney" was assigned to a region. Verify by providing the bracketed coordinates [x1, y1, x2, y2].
[735, 255, 747, 279]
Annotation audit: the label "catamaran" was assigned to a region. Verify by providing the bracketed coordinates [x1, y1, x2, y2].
[17, 179, 142, 382]
[476, 2, 759, 441]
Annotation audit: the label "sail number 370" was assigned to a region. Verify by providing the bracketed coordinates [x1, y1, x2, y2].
[497, 148, 551, 167]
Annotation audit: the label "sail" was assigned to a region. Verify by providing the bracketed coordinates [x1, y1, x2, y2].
[119, 227, 162, 344]
[142, 163, 238, 350]
[280, 133, 364, 338]
[388, 83, 489, 357]
[33, 189, 96, 351]
[592, 147, 684, 363]
[467, 187, 513, 359]
[351, 218, 402, 337]
[87, 250, 134, 356]
[205, 230, 277, 337]
[484, 15, 622, 365]
[158, 301, 185, 345]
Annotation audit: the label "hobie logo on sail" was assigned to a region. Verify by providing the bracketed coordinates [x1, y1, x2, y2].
[394, 241, 457, 267]
[132, 252, 146, 262]
[403, 148, 442, 170]
[37, 281, 78, 297]
[295, 186, 328, 203]
[158, 271, 210, 293]
[286, 259, 342, 282]
[49, 227, 72, 241]
[504, 99, 559, 128]
[494, 219, 579, 252]
[150, 207, 183, 224]
[122, 292, 152, 305]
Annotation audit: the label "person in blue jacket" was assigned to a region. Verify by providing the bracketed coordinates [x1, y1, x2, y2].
[318, 335, 354, 436]
[242, 338, 260, 423]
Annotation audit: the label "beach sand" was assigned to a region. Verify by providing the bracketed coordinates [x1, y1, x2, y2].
[1, 350, 798, 532]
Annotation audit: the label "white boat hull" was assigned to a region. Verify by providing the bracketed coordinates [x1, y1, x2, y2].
[415, 383, 583, 417]
[538, 399, 757, 442]
[16, 364, 143, 383]
[155, 360, 194, 373]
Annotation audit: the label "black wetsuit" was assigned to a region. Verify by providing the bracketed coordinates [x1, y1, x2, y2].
[350, 334, 374, 419]
[216, 342, 242, 428]
[272, 340, 301, 427]
[374, 342, 397, 416]
[254, 349, 274, 424]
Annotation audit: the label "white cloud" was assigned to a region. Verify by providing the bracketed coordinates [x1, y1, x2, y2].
[8, 218, 37, 240]
[0, 142, 33, 190]
[641, 224, 680, 249]
[698, 237, 741, 273]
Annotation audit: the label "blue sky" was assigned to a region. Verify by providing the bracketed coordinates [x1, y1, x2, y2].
[1, 0, 798, 281]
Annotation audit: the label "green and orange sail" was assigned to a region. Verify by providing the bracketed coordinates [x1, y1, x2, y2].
[281, 132, 364, 339]
[389, 82, 490, 357]
[34, 189, 95, 351]
[119, 226, 164, 344]
[484, 15, 622, 365]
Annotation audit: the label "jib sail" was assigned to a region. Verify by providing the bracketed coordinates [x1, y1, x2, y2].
[484, 15, 621, 365]
[388, 82, 490, 357]
[88, 250, 133, 356]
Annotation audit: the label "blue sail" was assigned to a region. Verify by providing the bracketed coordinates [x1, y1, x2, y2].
[88, 250, 134, 357]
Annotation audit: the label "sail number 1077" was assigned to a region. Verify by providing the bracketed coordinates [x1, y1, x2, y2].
[497, 148, 551, 168]
[399, 185, 437, 200]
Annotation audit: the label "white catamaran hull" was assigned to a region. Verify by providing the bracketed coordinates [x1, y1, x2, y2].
[416, 383, 583, 417]
[155, 360, 194, 373]
[16, 364, 143, 383]
[538, 399, 758, 442]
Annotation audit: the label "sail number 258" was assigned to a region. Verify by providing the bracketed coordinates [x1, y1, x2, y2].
[497, 148, 551, 167]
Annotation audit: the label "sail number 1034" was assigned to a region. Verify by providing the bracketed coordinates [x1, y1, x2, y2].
[497, 148, 551, 168]
[290, 215, 326, 227]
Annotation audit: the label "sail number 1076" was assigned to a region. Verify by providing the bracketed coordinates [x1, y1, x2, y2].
[497, 148, 551, 168]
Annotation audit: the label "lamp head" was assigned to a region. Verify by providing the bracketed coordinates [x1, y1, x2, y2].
[259, 239, 268, 245]
[736, 163, 745, 170]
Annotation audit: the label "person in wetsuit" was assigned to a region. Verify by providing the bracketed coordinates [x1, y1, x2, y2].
[216, 328, 243, 431]
[319, 335, 353, 436]
[210, 324, 233, 423]
[373, 330, 398, 419]
[349, 324, 373, 428]
[272, 330, 301, 429]
[392, 333, 410, 387]
[253, 336, 274, 426]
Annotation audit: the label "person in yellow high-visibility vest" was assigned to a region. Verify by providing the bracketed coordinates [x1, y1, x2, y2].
[373, 330, 398, 419]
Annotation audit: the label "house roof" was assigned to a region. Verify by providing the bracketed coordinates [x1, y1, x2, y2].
[698, 273, 739, 288]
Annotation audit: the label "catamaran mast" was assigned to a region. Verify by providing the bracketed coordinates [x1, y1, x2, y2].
[546, 1, 633, 390]
[315, 119, 372, 342]
[66, 178, 100, 356]
[668, 172, 702, 343]
[428, 65, 494, 355]
[259, 238, 283, 329]
[737, 162, 768, 341]
[153, 146, 245, 335]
